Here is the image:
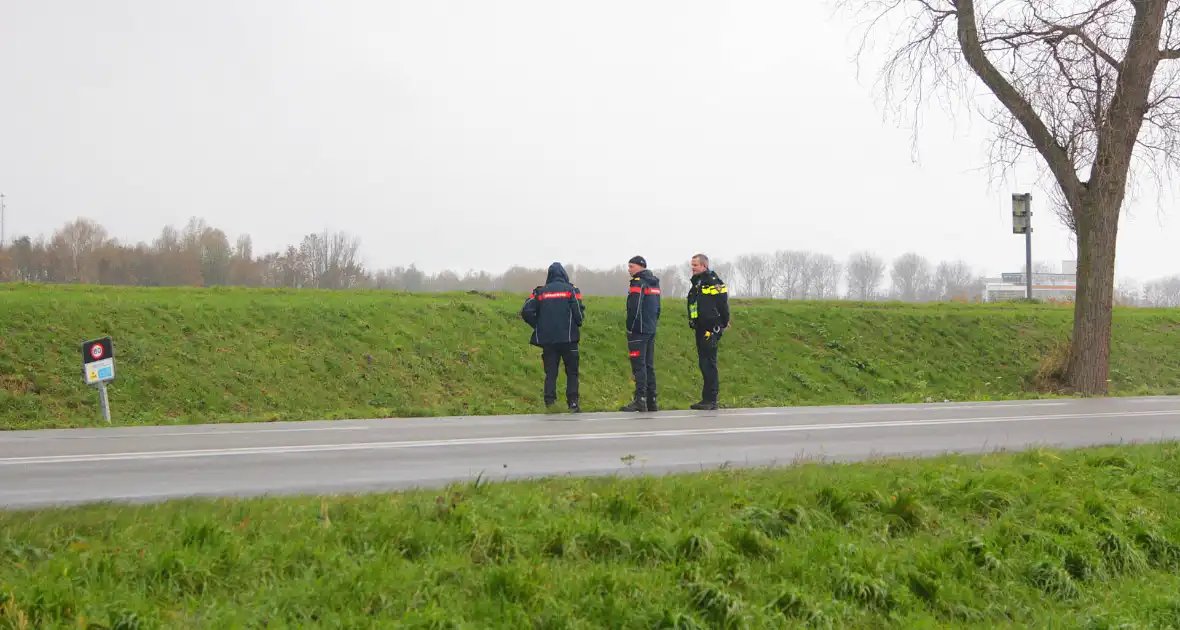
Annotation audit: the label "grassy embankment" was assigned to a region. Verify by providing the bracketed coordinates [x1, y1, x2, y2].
[3, 443, 1180, 627]
[2, 283, 1179, 429]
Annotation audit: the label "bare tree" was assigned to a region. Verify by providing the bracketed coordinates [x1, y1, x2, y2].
[199, 228, 233, 286]
[798, 254, 822, 299]
[845, 0, 1180, 392]
[734, 253, 777, 297]
[7, 236, 46, 282]
[498, 265, 546, 294]
[52, 218, 108, 282]
[462, 270, 497, 292]
[806, 253, 844, 299]
[229, 234, 261, 286]
[773, 250, 811, 299]
[846, 250, 886, 300]
[654, 264, 689, 298]
[430, 269, 463, 292]
[234, 235, 253, 261]
[299, 231, 364, 289]
[151, 224, 201, 286]
[1143, 275, 1180, 306]
[0, 247, 12, 283]
[890, 252, 934, 301]
[935, 260, 979, 300]
[565, 264, 631, 296]
[180, 217, 210, 252]
[1114, 276, 1143, 305]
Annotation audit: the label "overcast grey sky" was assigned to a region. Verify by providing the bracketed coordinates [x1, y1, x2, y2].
[1, 1, 1176, 281]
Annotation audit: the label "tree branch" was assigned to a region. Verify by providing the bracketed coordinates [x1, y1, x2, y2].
[1057, 25, 1122, 70]
[1025, 2, 1123, 71]
[1163, 48, 1180, 59]
[954, 0, 1088, 208]
[1091, 0, 1169, 197]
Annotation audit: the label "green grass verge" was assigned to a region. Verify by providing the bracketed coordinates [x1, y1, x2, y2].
[2, 283, 1179, 429]
[4, 443, 1180, 627]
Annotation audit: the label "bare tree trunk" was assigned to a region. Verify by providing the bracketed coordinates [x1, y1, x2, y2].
[1064, 199, 1120, 394]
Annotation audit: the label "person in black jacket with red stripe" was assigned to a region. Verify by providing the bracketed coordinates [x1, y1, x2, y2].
[521, 262, 586, 412]
[621, 255, 661, 412]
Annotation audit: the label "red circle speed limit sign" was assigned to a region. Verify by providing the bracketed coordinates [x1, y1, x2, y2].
[90, 345, 104, 359]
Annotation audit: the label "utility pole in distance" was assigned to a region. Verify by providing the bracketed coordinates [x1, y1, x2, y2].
[1, 193, 6, 248]
[1011, 193, 1033, 300]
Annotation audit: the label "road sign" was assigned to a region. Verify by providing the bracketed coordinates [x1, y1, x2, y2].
[84, 360, 115, 385]
[83, 337, 113, 365]
[1012, 214, 1030, 234]
[81, 337, 115, 423]
[82, 337, 115, 385]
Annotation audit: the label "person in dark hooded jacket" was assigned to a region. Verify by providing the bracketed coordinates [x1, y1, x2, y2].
[521, 262, 586, 411]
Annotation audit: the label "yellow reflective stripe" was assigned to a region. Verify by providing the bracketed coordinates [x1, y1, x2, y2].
[700, 284, 728, 295]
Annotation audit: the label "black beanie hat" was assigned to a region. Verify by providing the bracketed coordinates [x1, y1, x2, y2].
[629, 255, 647, 268]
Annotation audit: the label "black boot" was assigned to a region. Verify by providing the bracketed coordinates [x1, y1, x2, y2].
[690, 400, 718, 410]
[620, 396, 648, 412]
[646, 396, 659, 412]
[568, 401, 582, 413]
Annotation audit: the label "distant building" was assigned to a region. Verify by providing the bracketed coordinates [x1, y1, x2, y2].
[982, 260, 1077, 302]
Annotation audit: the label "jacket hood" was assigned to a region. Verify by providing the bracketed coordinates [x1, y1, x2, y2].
[546, 262, 570, 284]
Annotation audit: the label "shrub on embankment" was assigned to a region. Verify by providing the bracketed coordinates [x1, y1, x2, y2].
[1, 283, 1178, 429]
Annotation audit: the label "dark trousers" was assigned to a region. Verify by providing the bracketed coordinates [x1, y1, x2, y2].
[627, 333, 657, 400]
[542, 342, 579, 404]
[695, 327, 720, 402]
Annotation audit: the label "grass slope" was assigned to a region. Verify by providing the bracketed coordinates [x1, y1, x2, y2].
[2, 283, 1179, 429]
[3, 443, 1180, 627]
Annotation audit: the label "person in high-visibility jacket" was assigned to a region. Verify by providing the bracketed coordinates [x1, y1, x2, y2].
[621, 255, 661, 412]
[686, 253, 729, 410]
[521, 262, 586, 412]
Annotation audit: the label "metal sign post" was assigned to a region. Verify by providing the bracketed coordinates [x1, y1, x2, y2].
[81, 337, 116, 423]
[97, 381, 111, 423]
[1012, 193, 1033, 300]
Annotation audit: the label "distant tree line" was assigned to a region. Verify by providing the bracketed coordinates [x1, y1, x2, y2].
[1, 216, 1177, 306]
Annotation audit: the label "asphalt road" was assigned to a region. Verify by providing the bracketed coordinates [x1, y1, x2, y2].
[2, 396, 1180, 509]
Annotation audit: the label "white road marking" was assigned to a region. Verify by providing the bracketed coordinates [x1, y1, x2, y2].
[0, 425, 371, 443]
[1, 408, 1176, 466]
[0, 402, 1071, 441]
[566, 402, 1070, 423]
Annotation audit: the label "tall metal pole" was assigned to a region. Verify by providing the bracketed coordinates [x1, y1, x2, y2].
[1012, 192, 1033, 301]
[1, 193, 6, 248]
[1025, 211, 1033, 300]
